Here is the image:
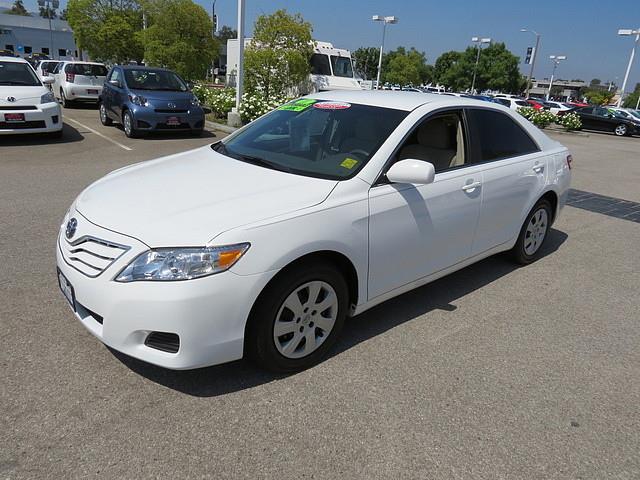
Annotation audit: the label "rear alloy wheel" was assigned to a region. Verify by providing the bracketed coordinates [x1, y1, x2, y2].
[511, 199, 552, 265]
[614, 124, 628, 136]
[99, 103, 112, 126]
[246, 262, 348, 372]
[122, 110, 138, 138]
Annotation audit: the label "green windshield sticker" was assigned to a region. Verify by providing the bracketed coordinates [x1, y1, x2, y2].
[278, 99, 317, 112]
[340, 157, 359, 169]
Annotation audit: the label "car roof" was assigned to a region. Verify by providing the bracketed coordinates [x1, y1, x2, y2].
[305, 89, 506, 112]
[0, 56, 28, 63]
[119, 65, 171, 72]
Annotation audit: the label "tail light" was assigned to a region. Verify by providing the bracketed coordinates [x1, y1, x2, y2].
[66, 73, 75, 83]
[566, 154, 573, 170]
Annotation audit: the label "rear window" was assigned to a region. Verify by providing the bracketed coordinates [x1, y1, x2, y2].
[65, 63, 108, 76]
[467, 109, 539, 162]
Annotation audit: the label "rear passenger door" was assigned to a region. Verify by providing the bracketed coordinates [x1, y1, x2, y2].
[466, 108, 547, 255]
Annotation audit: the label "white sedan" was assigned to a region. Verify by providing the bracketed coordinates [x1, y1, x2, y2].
[56, 91, 572, 372]
[0, 56, 62, 136]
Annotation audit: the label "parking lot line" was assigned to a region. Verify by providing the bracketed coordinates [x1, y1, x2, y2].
[64, 116, 133, 151]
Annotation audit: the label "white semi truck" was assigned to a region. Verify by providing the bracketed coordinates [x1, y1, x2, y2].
[226, 39, 362, 92]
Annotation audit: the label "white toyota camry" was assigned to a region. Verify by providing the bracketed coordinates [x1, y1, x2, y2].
[56, 90, 572, 372]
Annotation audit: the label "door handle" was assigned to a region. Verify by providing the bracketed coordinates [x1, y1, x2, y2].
[462, 181, 482, 192]
[533, 164, 544, 174]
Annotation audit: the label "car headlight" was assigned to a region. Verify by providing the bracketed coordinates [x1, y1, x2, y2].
[190, 96, 201, 106]
[41, 91, 56, 103]
[115, 243, 250, 282]
[128, 94, 148, 106]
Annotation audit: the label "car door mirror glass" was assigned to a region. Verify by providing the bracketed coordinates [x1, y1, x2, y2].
[386, 159, 436, 185]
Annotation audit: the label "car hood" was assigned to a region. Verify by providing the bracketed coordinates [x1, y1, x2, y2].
[0, 85, 47, 105]
[128, 89, 193, 101]
[75, 146, 338, 247]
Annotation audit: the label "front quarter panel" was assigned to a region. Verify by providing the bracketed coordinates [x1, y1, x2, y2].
[217, 179, 371, 308]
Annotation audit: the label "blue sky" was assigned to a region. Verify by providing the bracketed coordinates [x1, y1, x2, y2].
[13, 0, 640, 91]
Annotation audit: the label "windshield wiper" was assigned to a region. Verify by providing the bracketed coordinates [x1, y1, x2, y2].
[211, 142, 291, 173]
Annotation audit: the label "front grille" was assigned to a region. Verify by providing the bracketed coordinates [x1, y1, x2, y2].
[0, 121, 46, 130]
[61, 235, 130, 278]
[145, 332, 180, 353]
[0, 105, 37, 111]
[154, 109, 188, 114]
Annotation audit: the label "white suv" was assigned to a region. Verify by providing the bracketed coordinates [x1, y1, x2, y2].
[0, 56, 63, 136]
[51, 61, 108, 107]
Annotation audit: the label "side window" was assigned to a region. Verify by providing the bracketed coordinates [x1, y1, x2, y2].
[395, 111, 467, 173]
[467, 109, 539, 162]
[579, 107, 594, 115]
[64, 63, 74, 73]
[310, 54, 331, 76]
[110, 69, 122, 85]
[51, 62, 62, 74]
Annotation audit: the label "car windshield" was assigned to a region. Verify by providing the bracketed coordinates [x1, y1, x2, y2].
[215, 99, 408, 180]
[0, 61, 40, 86]
[330, 56, 354, 78]
[124, 69, 187, 91]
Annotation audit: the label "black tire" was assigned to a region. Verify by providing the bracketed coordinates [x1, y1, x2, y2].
[245, 261, 349, 372]
[122, 110, 138, 138]
[614, 124, 628, 137]
[60, 89, 71, 108]
[511, 199, 552, 265]
[99, 103, 113, 126]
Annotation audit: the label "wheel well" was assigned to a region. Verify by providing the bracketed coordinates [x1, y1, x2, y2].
[540, 191, 558, 223]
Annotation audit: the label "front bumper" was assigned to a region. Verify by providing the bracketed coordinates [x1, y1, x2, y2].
[0, 102, 62, 135]
[55, 210, 275, 369]
[130, 105, 205, 131]
[65, 84, 102, 102]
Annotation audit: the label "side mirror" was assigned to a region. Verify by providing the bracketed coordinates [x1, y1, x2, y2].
[386, 159, 435, 185]
[42, 75, 55, 85]
[108, 79, 121, 88]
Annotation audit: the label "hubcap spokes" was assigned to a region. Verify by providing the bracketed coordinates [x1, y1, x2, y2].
[124, 115, 131, 134]
[273, 280, 338, 359]
[524, 208, 548, 255]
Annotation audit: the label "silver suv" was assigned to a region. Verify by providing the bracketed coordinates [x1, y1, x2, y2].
[51, 61, 108, 107]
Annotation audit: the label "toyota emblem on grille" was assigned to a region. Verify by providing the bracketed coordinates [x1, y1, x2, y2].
[7, 96, 16, 102]
[167, 102, 176, 109]
[66, 218, 78, 239]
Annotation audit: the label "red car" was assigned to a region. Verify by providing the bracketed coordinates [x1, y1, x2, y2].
[526, 99, 545, 110]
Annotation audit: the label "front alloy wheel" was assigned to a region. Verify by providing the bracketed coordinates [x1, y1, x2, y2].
[246, 262, 348, 372]
[122, 111, 137, 138]
[614, 124, 628, 136]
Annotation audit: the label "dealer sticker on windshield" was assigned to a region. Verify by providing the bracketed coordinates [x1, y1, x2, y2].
[313, 102, 351, 110]
[340, 157, 359, 169]
[278, 99, 317, 112]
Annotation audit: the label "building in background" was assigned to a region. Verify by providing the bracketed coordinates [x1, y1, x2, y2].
[529, 78, 586, 101]
[0, 13, 78, 60]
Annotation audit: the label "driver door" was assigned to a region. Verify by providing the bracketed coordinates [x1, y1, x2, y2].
[367, 110, 483, 300]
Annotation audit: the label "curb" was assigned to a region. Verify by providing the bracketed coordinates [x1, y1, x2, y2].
[205, 120, 238, 134]
[545, 128, 590, 137]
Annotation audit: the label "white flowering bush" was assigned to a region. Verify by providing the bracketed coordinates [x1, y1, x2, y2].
[192, 84, 236, 118]
[517, 106, 555, 129]
[239, 91, 290, 123]
[557, 112, 582, 131]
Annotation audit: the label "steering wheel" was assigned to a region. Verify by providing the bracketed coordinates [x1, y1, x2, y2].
[347, 149, 369, 158]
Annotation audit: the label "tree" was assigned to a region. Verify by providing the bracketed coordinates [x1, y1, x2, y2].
[583, 89, 614, 105]
[383, 47, 431, 85]
[433, 43, 520, 93]
[142, 0, 218, 79]
[6, 0, 29, 15]
[215, 25, 237, 43]
[39, 6, 57, 18]
[622, 83, 640, 108]
[352, 47, 379, 80]
[590, 78, 601, 86]
[244, 9, 313, 98]
[66, 0, 144, 63]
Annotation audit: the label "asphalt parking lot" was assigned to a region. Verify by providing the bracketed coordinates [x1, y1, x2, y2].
[1, 109, 639, 479]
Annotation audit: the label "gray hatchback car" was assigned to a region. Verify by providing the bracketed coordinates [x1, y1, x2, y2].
[99, 65, 205, 138]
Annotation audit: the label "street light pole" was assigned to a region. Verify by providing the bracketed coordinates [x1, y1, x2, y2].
[547, 55, 566, 101]
[470, 37, 491, 94]
[521, 28, 540, 99]
[616, 28, 640, 107]
[38, 0, 58, 58]
[235, 0, 245, 111]
[372, 15, 398, 89]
